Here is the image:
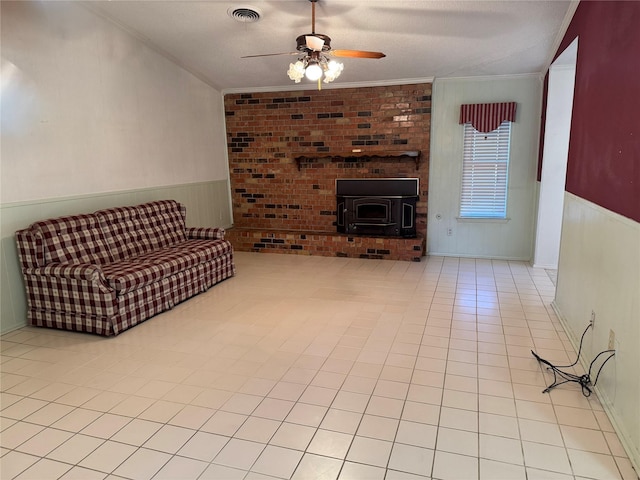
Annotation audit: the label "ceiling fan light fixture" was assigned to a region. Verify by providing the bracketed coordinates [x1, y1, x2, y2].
[244, 0, 384, 88]
[286, 54, 343, 85]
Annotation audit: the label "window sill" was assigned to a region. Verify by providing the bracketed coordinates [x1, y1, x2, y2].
[456, 217, 511, 223]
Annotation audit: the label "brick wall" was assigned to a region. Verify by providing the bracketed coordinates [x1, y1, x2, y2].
[224, 83, 431, 260]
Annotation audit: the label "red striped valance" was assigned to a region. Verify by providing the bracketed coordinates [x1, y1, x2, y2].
[459, 102, 517, 133]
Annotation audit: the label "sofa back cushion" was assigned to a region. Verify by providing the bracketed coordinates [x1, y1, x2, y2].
[96, 206, 155, 262]
[34, 214, 114, 265]
[137, 200, 187, 249]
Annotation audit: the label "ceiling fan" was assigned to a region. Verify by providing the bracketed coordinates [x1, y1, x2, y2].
[242, 0, 386, 86]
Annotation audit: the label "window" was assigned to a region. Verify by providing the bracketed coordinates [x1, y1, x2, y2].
[459, 120, 511, 219]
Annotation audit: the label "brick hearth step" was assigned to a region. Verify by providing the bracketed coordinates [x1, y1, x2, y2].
[226, 227, 424, 262]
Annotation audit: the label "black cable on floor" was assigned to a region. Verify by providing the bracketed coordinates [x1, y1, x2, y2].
[531, 322, 616, 397]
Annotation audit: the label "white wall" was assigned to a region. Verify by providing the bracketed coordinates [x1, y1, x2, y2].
[0, 1, 232, 333]
[1, 1, 229, 203]
[555, 193, 640, 468]
[428, 75, 541, 260]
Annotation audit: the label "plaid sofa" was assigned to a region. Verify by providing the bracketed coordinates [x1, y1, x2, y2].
[15, 200, 235, 336]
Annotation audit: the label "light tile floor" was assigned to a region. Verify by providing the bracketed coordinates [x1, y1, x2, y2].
[1, 252, 637, 480]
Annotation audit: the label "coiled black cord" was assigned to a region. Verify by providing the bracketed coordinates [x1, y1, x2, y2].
[531, 322, 616, 397]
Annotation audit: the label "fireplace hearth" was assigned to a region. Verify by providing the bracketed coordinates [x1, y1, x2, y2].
[336, 178, 419, 238]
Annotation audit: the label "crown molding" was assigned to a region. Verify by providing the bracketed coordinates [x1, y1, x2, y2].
[434, 73, 540, 83]
[221, 77, 434, 96]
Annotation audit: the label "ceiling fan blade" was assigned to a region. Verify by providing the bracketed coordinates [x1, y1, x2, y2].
[306, 35, 325, 52]
[241, 52, 299, 58]
[330, 49, 386, 59]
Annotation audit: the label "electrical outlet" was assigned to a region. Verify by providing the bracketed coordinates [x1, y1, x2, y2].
[608, 329, 616, 350]
[590, 310, 596, 327]
[447, 228, 453, 236]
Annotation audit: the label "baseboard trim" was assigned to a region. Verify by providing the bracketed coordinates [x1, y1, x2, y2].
[426, 252, 531, 261]
[532, 263, 557, 269]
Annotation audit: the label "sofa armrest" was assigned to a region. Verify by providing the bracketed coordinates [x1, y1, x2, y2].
[21, 263, 116, 316]
[26, 263, 113, 296]
[186, 227, 225, 240]
[27, 263, 106, 282]
[16, 228, 44, 269]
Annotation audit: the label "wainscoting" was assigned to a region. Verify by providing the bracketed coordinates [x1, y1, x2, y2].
[554, 192, 640, 470]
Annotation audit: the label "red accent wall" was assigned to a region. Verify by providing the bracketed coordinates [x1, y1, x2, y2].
[548, 1, 640, 222]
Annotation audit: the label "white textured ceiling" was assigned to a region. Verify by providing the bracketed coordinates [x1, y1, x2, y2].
[86, 0, 575, 92]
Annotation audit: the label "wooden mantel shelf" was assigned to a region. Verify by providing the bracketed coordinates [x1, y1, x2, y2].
[294, 150, 421, 171]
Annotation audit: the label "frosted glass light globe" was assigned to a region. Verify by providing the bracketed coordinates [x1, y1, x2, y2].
[323, 60, 343, 83]
[287, 61, 305, 83]
[305, 63, 323, 81]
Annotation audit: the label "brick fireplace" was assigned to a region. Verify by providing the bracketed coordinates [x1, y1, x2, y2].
[224, 83, 431, 261]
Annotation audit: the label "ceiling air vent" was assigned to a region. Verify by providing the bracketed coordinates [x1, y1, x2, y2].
[228, 6, 262, 23]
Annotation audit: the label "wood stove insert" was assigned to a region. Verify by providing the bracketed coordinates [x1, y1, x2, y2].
[336, 178, 419, 238]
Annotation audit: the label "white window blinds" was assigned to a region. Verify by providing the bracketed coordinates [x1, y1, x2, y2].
[460, 120, 511, 219]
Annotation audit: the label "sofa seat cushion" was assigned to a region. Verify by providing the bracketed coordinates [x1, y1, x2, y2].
[168, 239, 233, 262]
[101, 239, 232, 293]
[102, 261, 168, 294]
